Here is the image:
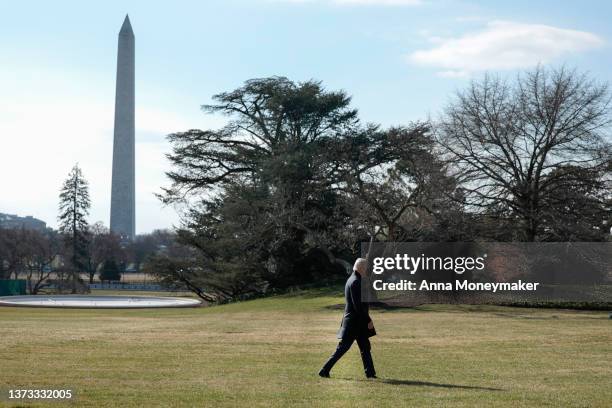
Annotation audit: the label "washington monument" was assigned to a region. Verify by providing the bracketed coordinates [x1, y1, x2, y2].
[110, 15, 135, 240]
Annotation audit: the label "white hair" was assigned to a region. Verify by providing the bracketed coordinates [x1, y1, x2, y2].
[353, 258, 368, 274]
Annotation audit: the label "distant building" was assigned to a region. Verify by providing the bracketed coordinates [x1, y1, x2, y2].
[0, 213, 47, 231]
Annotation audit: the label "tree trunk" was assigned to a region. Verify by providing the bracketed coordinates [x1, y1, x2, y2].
[72, 179, 78, 294]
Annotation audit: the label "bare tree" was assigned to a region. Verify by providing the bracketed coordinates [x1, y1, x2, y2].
[437, 66, 611, 241]
[0, 230, 7, 280]
[24, 230, 59, 294]
[0, 228, 29, 279]
[87, 222, 124, 283]
[0, 228, 60, 293]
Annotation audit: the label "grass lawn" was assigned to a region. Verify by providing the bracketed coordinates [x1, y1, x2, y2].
[1, 289, 610, 407]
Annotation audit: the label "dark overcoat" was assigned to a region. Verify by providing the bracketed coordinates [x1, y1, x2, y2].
[337, 271, 376, 340]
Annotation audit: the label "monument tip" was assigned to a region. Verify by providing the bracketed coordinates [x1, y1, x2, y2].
[119, 14, 134, 36]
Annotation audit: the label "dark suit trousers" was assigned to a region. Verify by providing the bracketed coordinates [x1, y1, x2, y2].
[321, 334, 376, 377]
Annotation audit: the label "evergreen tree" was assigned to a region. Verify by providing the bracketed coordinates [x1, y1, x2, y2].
[158, 77, 433, 299]
[99, 259, 121, 282]
[58, 164, 91, 293]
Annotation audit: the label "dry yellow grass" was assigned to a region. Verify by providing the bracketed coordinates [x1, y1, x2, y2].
[0, 290, 610, 407]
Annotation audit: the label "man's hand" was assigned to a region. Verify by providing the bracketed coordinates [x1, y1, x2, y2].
[368, 320, 374, 330]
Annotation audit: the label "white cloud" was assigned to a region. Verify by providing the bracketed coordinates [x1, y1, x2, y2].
[407, 21, 605, 77]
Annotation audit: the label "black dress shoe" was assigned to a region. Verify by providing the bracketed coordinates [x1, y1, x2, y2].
[318, 370, 330, 378]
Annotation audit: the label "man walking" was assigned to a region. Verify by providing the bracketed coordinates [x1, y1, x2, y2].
[319, 258, 377, 378]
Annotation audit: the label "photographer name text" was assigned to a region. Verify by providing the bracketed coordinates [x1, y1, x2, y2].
[372, 279, 540, 292]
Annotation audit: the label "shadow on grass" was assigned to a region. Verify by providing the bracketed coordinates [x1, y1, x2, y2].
[324, 303, 511, 313]
[345, 377, 503, 391]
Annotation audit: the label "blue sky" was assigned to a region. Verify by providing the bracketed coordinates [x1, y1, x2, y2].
[1, 0, 610, 233]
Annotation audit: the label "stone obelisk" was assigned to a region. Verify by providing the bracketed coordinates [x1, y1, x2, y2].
[110, 15, 135, 240]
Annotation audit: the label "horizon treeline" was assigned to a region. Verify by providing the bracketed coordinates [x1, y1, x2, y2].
[1, 65, 610, 301]
[151, 65, 611, 301]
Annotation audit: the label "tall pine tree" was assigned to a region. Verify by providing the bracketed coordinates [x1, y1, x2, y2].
[58, 164, 91, 293]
